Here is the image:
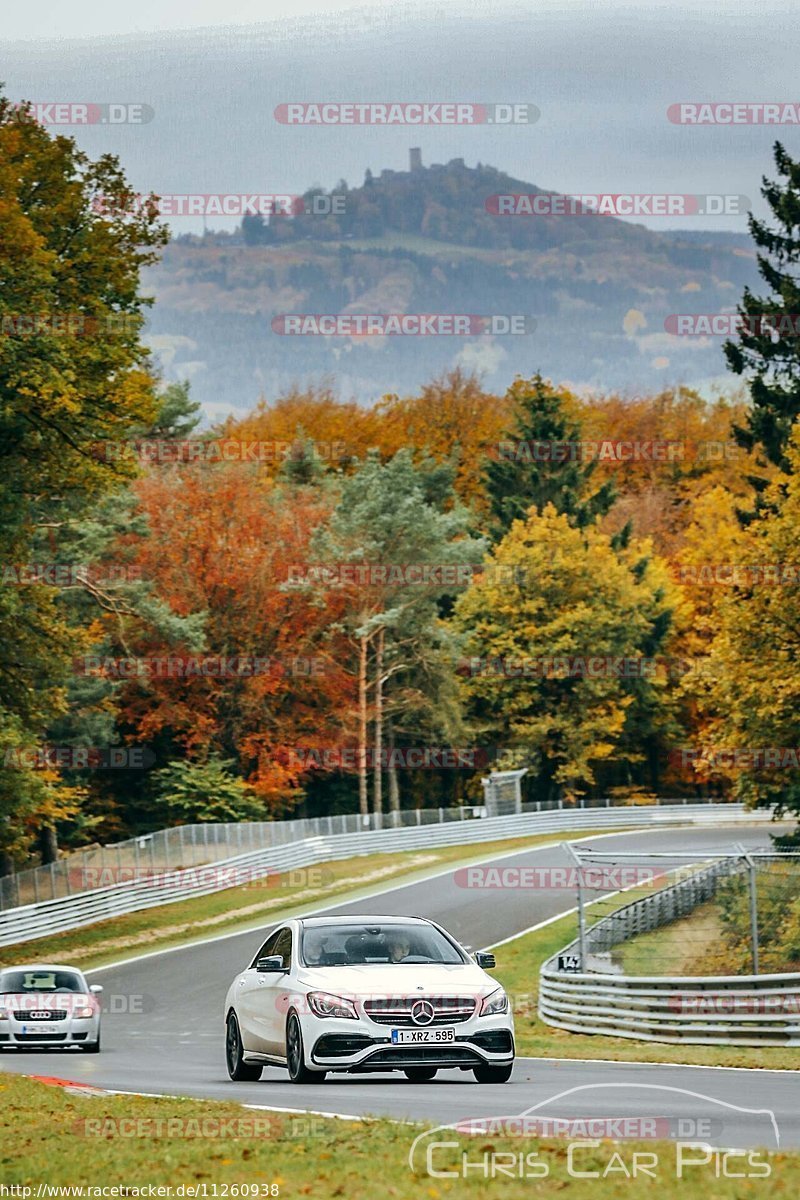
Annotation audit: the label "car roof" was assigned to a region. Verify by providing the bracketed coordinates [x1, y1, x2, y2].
[297, 915, 433, 929]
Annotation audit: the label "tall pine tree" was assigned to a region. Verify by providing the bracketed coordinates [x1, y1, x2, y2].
[484, 374, 617, 539]
[725, 143, 800, 506]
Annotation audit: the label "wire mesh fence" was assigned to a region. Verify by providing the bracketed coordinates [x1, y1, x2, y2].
[0, 794, 731, 911]
[562, 846, 800, 977]
[0, 807, 486, 910]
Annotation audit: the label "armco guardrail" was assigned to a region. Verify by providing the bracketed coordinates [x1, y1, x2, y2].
[1, 806, 484, 910]
[538, 969, 800, 1046]
[540, 854, 800, 1046]
[537, 964, 800, 1041]
[0, 796, 747, 910]
[0, 802, 759, 948]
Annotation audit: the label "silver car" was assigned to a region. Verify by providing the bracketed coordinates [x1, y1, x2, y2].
[0, 963, 102, 1052]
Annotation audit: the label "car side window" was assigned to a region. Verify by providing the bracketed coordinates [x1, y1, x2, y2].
[252, 929, 280, 967]
[273, 928, 292, 971]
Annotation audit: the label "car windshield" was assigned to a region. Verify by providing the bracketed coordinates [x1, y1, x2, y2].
[301, 923, 466, 966]
[0, 969, 84, 993]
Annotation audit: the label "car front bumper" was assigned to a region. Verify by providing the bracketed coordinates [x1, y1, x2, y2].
[307, 1015, 514, 1072]
[0, 1017, 99, 1048]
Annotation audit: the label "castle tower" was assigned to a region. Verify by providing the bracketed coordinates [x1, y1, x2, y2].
[409, 147, 422, 172]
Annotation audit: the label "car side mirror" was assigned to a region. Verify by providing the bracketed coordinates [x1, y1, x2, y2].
[257, 955, 285, 973]
[89, 984, 104, 994]
[475, 951, 496, 969]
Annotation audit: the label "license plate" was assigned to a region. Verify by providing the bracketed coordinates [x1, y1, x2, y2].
[391, 1027, 456, 1044]
[21, 1024, 55, 1035]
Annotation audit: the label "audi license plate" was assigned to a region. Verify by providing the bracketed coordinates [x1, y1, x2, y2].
[391, 1027, 455, 1044]
[21, 1025, 54, 1035]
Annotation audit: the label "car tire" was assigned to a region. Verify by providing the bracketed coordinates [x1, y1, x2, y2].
[226, 1012, 263, 1081]
[286, 1012, 326, 1084]
[403, 1067, 437, 1082]
[83, 1034, 101, 1053]
[473, 1062, 513, 1083]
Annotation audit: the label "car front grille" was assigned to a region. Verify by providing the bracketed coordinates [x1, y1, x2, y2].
[355, 1046, 481, 1068]
[15, 1032, 68, 1042]
[12, 1009, 69, 1021]
[363, 996, 476, 1026]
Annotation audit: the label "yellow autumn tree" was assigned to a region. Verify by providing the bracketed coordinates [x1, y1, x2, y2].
[452, 503, 684, 801]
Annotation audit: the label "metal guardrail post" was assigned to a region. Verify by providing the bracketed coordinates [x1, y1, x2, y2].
[564, 842, 587, 970]
[735, 842, 760, 975]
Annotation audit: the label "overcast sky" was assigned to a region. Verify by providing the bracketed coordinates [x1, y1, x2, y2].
[4, 0, 390, 40]
[6, 0, 730, 42]
[2, 0, 797, 231]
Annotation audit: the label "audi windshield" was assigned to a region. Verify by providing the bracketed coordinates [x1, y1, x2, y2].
[0, 970, 85, 993]
[300, 924, 468, 966]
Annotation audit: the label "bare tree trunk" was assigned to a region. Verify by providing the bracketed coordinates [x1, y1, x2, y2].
[387, 721, 400, 816]
[39, 825, 58, 865]
[373, 628, 384, 818]
[358, 634, 369, 818]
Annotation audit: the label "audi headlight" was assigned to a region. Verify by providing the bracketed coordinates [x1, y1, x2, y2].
[74, 1006, 94, 1018]
[306, 992, 358, 1019]
[0, 1007, 7, 1021]
[479, 988, 508, 1017]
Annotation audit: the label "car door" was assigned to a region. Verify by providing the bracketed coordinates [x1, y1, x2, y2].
[255, 926, 294, 1056]
[236, 930, 280, 1052]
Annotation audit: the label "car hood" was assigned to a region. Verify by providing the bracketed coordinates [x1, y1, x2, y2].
[294, 962, 499, 998]
[0, 992, 93, 1012]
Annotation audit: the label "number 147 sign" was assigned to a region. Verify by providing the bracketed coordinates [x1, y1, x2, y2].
[558, 953, 581, 972]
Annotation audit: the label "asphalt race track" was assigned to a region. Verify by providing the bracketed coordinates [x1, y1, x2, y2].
[1, 824, 797, 1150]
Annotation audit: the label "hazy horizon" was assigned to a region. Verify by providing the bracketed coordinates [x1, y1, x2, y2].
[3, 0, 798, 233]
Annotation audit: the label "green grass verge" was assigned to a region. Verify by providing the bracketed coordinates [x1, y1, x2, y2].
[0, 1073, 794, 1195]
[618, 902, 724, 976]
[491, 904, 799, 1070]
[1, 829, 630, 971]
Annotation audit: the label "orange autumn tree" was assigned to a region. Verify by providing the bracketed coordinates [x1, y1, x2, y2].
[375, 370, 511, 512]
[578, 388, 759, 554]
[116, 461, 354, 810]
[222, 373, 512, 512]
[219, 385, 385, 477]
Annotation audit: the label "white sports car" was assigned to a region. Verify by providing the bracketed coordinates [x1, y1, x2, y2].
[224, 915, 514, 1083]
[0, 963, 103, 1052]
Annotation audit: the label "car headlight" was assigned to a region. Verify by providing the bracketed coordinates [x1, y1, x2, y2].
[306, 992, 358, 1019]
[0, 1007, 7, 1021]
[74, 1007, 94, 1018]
[479, 988, 508, 1017]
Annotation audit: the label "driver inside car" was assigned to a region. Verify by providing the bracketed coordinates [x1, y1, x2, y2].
[386, 933, 412, 963]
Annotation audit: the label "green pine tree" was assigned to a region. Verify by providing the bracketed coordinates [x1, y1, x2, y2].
[725, 143, 800, 512]
[484, 374, 617, 539]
